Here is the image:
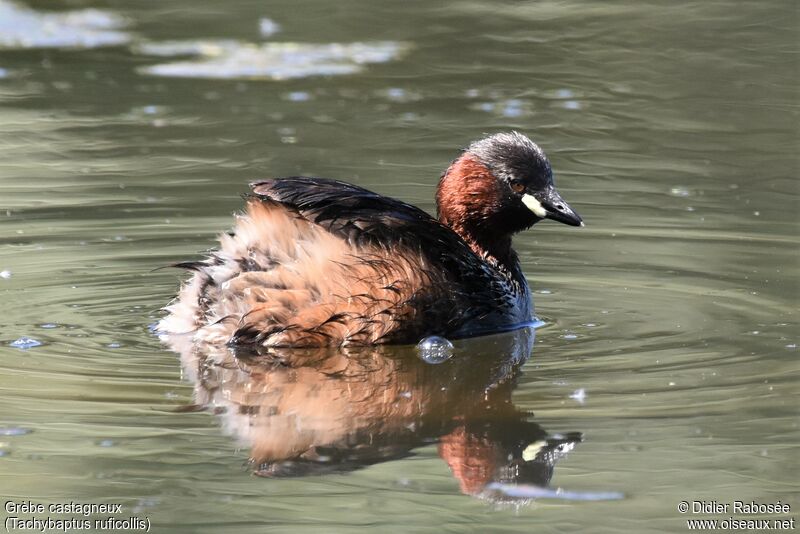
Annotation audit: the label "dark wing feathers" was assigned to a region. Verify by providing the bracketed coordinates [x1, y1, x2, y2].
[250, 177, 459, 252]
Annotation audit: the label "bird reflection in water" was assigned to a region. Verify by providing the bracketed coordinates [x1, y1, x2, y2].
[162, 327, 583, 502]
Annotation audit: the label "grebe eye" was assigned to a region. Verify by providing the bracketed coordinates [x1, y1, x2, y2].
[511, 181, 525, 194]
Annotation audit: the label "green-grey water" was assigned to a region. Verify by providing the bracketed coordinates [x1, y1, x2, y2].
[0, 0, 797, 532]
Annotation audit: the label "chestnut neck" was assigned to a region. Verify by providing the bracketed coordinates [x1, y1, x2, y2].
[436, 153, 517, 271]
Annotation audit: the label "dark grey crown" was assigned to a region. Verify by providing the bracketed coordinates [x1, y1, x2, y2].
[467, 131, 553, 186]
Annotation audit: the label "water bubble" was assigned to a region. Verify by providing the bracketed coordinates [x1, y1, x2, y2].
[386, 87, 406, 100]
[670, 186, 690, 197]
[9, 337, 43, 349]
[258, 18, 280, 37]
[569, 388, 586, 403]
[416, 336, 454, 364]
[285, 91, 311, 102]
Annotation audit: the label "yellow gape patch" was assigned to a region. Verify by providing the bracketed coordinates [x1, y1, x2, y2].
[522, 440, 547, 462]
[521, 193, 547, 218]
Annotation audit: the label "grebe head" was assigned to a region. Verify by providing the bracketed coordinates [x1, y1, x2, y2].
[436, 132, 582, 255]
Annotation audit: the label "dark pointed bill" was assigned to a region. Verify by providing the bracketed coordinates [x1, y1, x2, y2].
[521, 186, 583, 227]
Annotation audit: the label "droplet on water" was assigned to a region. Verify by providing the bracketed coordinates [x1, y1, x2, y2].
[385, 87, 406, 101]
[570, 388, 586, 403]
[0, 427, 32, 436]
[670, 186, 690, 197]
[416, 336, 454, 364]
[258, 18, 280, 37]
[285, 91, 311, 102]
[9, 337, 43, 349]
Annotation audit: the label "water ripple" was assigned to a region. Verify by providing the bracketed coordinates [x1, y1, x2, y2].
[134, 40, 410, 80]
[0, 0, 130, 50]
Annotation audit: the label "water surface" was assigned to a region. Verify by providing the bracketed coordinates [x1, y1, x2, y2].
[0, 0, 797, 532]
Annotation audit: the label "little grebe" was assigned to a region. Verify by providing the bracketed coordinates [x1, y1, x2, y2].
[159, 132, 582, 347]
